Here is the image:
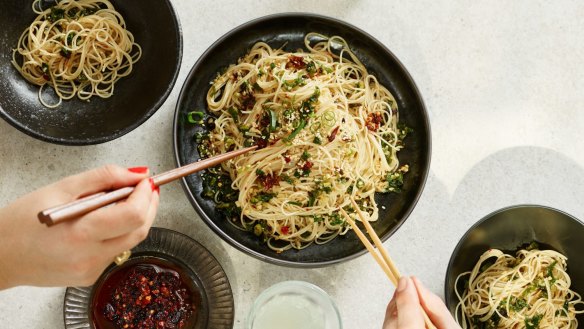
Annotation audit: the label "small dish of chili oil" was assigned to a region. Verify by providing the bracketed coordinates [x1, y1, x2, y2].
[91, 256, 201, 329]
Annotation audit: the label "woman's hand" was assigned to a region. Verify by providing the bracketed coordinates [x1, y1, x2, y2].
[0, 165, 159, 289]
[383, 276, 460, 329]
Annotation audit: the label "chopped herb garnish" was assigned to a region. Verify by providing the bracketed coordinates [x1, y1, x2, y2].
[280, 174, 294, 184]
[525, 314, 543, 329]
[306, 61, 317, 75]
[385, 172, 404, 192]
[397, 123, 413, 140]
[253, 224, 263, 236]
[286, 119, 306, 141]
[329, 214, 344, 226]
[76, 72, 88, 83]
[526, 241, 540, 251]
[80, 8, 97, 16]
[48, 7, 65, 22]
[66, 32, 76, 45]
[547, 260, 558, 280]
[301, 150, 311, 161]
[187, 111, 205, 124]
[60, 47, 71, 58]
[228, 107, 239, 122]
[253, 82, 263, 92]
[268, 109, 277, 132]
[251, 192, 276, 204]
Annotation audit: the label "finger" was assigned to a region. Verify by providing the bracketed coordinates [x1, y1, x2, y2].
[412, 276, 460, 329]
[383, 293, 398, 329]
[101, 189, 159, 255]
[76, 178, 155, 240]
[396, 276, 425, 329]
[57, 165, 150, 197]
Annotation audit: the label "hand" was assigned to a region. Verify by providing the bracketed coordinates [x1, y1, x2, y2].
[0, 165, 159, 289]
[383, 276, 460, 329]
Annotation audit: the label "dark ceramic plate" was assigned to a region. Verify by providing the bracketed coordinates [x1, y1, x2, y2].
[63, 227, 234, 329]
[173, 13, 430, 267]
[0, 0, 182, 145]
[445, 205, 584, 325]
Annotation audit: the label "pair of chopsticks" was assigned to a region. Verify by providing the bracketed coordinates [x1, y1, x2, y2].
[340, 199, 436, 329]
[38, 146, 257, 227]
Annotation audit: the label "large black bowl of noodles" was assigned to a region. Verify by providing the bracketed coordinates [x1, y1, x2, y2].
[0, 0, 182, 145]
[445, 205, 584, 328]
[173, 13, 430, 267]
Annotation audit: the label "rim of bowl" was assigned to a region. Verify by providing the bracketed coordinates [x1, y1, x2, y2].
[443, 204, 584, 307]
[245, 280, 342, 329]
[172, 12, 431, 267]
[0, 0, 183, 146]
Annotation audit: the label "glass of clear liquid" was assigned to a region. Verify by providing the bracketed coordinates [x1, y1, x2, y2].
[246, 281, 342, 329]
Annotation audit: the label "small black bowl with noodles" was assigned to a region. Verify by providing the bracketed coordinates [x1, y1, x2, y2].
[445, 205, 584, 328]
[174, 13, 430, 267]
[0, 0, 182, 145]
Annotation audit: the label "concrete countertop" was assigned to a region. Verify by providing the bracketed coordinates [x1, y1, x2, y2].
[1, 0, 584, 328]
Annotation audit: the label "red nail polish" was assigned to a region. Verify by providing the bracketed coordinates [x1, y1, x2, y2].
[128, 166, 148, 174]
[149, 178, 157, 191]
[155, 186, 160, 195]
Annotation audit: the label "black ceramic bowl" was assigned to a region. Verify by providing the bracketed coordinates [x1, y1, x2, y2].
[174, 13, 430, 267]
[0, 0, 182, 145]
[445, 205, 584, 325]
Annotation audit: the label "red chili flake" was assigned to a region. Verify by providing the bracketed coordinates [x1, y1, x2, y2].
[302, 161, 313, 170]
[328, 126, 340, 142]
[284, 155, 291, 163]
[287, 55, 306, 69]
[259, 113, 270, 128]
[281, 226, 290, 235]
[366, 112, 383, 131]
[100, 264, 197, 329]
[42, 74, 50, 81]
[256, 138, 268, 149]
[259, 173, 280, 190]
[241, 94, 255, 110]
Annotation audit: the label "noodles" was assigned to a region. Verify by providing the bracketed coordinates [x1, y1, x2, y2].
[196, 33, 411, 252]
[12, 0, 141, 108]
[455, 245, 584, 328]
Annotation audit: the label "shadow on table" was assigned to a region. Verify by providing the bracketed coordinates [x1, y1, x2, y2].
[451, 145, 584, 233]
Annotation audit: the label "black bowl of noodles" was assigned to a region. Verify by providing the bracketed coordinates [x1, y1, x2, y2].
[173, 13, 430, 267]
[0, 0, 182, 145]
[445, 205, 584, 327]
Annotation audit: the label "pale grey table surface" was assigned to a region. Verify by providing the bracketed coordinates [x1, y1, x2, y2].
[2, 0, 584, 328]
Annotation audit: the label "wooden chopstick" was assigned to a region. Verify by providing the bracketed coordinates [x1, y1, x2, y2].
[349, 199, 402, 280]
[341, 202, 436, 329]
[38, 146, 257, 227]
[340, 209, 398, 285]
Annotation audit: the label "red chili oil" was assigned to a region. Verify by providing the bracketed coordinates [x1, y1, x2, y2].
[92, 257, 200, 329]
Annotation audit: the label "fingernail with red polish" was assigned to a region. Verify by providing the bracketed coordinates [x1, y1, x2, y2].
[149, 178, 156, 191]
[154, 186, 160, 195]
[128, 166, 149, 174]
